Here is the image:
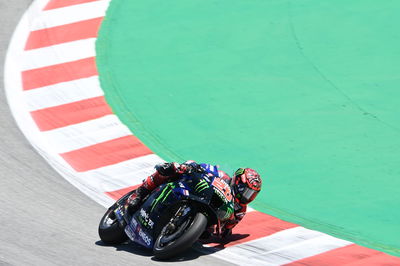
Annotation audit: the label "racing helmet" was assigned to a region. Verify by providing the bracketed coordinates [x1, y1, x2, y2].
[232, 168, 262, 204]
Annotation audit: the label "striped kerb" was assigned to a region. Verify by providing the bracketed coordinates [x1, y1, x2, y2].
[60, 135, 153, 171]
[22, 57, 98, 90]
[30, 96, 113, 131]
[206, 211, 298, 248]
[285, 244, 400, 266]
[105, 184, 141, 200]
[44, 0, 101, 10]
[25, 17, 103, 50]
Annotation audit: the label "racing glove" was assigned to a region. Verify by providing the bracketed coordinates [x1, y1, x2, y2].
[179, 161, 205, 174]
[155, 162, 179, 176]
[155, 161, 204, 176]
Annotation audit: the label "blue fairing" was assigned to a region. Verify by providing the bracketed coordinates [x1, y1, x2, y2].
[125, 216, 153, 248]
[200, 163, 219, 177]
[123, 164, 234, 250]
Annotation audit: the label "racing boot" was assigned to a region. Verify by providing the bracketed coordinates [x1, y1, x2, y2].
[124, 186, 150, 216]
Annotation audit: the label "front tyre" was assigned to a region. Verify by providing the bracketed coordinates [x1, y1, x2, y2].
[98, 207, 128, 245]
[153, 212, 207, 260]
[98, 190, 136, 244]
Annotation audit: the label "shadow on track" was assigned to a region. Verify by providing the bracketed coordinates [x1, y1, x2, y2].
[199, 233, 250, 249]
[95, 232, 250, 262]
[95, 240, 206, 262]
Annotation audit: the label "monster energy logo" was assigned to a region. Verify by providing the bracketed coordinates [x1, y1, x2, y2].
[195, 179, 209, 192]
[150, 184, 173, 212]
[224, 205, 234, 220]
[234, 168, 245, 176]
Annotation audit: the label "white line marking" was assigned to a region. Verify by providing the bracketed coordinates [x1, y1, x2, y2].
[76, 154, 165, 195]
[204, 227, 352, 265]
[41, 115, 132, 153]
[30, 0, 110, 31]
[24, 76, 103, 111]
[86, 154, 164, 182]
[21, 39, 96, 70]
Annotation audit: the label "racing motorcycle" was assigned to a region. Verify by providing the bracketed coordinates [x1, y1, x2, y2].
[98, 170, 235, 259]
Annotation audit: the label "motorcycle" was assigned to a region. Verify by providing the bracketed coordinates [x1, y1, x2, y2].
[98, 170, 235, 259]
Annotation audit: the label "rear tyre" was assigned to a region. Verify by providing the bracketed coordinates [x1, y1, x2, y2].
[153, 212, 207, 260]
[98, 207, 128, 245]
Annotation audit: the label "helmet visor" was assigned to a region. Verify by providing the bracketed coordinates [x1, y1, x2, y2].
[238, 186, 259, 204]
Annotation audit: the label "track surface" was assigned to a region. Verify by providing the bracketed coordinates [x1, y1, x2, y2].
[0, 2, 230, 265]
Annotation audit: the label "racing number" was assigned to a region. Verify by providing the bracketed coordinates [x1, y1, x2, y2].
[212, 177, 233, 201]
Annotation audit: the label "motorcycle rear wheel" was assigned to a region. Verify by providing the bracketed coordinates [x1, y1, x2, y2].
[153, 211, 207, 260]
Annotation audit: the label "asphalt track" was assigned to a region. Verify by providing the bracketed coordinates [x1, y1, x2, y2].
[0, 2, 230, 265]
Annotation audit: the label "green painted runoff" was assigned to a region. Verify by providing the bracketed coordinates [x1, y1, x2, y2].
[96, 0, 400, 256]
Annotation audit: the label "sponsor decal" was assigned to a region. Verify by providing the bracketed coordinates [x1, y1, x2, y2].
[224, 205, 234, 220]
[138, 228, 152, 246]
[150, 184, 172, 212]
[124, 225, 135, 240]
[125, 217, 138, 241]
[213, 187, 228, 203]
[212, 177, 233, 202]
[234, 168, 245, 177]
[195, 179, 209, 192]
[139, 208, 155, 229]
[203, 175, 211, 182]
[130, 216, 138, 228]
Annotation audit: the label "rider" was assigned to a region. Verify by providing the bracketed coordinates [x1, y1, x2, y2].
[124, 161, 262, 237]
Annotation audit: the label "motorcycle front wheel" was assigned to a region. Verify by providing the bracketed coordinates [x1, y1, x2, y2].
[98, 207, 128, 245]
[153, 211, 207, 260]
[98, 190, 137, 244]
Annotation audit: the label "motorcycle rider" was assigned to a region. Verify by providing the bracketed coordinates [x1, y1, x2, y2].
[124, 161, 262, 237]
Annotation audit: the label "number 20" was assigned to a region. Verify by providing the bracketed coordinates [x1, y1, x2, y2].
[212, 177, 233, 201]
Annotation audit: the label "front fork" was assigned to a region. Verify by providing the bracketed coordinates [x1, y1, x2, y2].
[162, 204, 192, 235]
